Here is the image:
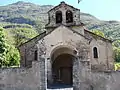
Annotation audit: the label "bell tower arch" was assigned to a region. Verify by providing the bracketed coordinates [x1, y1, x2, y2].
[45, 1, 81, 28]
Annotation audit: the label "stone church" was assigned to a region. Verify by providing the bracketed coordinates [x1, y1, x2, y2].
[0, 1, 120, 90]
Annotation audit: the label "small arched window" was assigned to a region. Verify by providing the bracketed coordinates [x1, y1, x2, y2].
[93, 47, 98, 58]
[56, 11, 62, 24]
[66, 10, 73, 23]
[34, 50, 38, 61]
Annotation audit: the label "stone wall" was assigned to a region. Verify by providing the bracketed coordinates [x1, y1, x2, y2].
[0, 59, 120, 90]
[84, 30, 114, 71]
[18, 31, 46, 67]
[0, 61, 46, 90]
[79, 68, 120, 90]
[90, 71, 120, 90]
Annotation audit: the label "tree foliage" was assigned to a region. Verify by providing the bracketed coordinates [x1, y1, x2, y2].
[0, 23, 39, 67]
[5, 45, 20, 67]
[115, 63, 120, 71]
[0, 28, 20, 67]
[92, 30, 105, 37]
[10, 27, 38, 46]
[0, 28, 7, 67]
[113, 40, 120, 62]
[4, 29, 20, 67]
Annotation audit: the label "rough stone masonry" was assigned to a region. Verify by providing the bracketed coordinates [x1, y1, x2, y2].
[0, 1, 120, 90]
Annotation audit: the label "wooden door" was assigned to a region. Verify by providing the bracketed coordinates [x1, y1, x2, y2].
[60, 67, 72, 84]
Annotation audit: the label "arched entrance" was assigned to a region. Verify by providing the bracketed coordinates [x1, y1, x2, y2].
[52, 54, 73, 85]
[50, 47, 77, 86]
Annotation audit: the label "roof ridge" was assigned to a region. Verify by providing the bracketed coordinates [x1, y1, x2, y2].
[48, 2, 79, 13]
[84, 29, 112, 42]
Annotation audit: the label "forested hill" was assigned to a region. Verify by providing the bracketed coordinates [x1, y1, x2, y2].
[0, 1, 120, 40]
[0, 1, 120, 67]
[0, 1, 53, 25]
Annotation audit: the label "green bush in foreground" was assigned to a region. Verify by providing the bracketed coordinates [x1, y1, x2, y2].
[115, 63, 120, 71]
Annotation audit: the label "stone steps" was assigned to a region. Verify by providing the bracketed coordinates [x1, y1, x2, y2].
[47, 88, 73, 90]
[47, 84, 73, 90]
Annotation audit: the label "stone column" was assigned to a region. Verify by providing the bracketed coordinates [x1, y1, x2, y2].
[73, 57, 81, 90]
[37, 42, 46, 90]
[39, 57, 46, 90]
[47, 58, 53, 85]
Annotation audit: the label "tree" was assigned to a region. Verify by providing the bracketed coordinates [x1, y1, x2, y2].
[10, 27, 38, 46]
[5, 45, 20, 67]
[113, 40, 120, 62]
[3, 30, 20, 67]
[34, 20, 45, 33]
[0, 28, 7, 67]
[0, 26, 38, 67]
[92, 29, 105, 37]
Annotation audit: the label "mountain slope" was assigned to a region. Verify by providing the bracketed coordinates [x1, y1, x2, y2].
[0, 1, 120, 41]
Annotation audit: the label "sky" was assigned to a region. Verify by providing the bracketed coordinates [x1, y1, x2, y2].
[0, 0, 120, 21]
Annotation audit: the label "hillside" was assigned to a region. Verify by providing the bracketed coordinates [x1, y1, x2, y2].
[0, 1, 53, 26]
[0, 1, 120, 41]
[0, 1, 119, 67]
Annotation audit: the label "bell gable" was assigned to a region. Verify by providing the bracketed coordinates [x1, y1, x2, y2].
[45, 1, 81, 28]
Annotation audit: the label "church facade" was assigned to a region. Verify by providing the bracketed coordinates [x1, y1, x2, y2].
[19, 2, 115, 89]
[0, 2, 120, 90]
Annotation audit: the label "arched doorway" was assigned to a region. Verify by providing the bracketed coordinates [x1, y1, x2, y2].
[52, 54, 73, 85]
[50, 47, 77, 86]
